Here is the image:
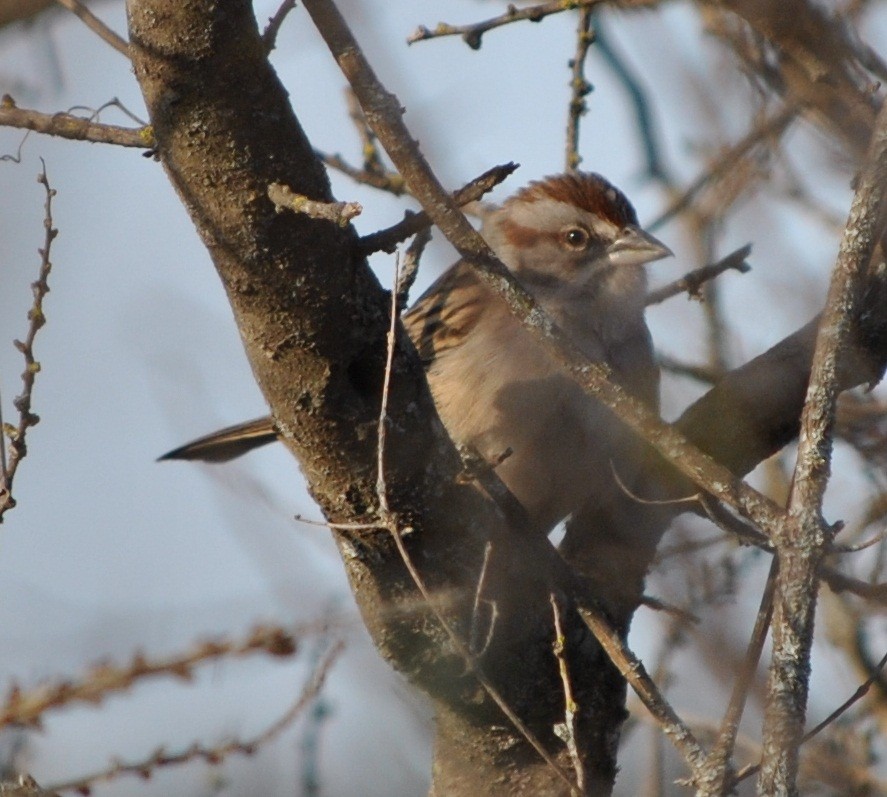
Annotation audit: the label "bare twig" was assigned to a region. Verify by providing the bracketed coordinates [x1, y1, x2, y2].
[46, 640, 343, 794]
[0, 164, 56, 522]
[262, 0, 299, 52]
[0, 99, 152, 149]
[396, 227, 431, 310]
[407, 1, 651, 50]
[733, 648, 887, 789]
[268, 182, 362, 226]
[53, 0, 129, 57]
[656, 355, 721, 385]
[469, 541, 497, 656]
[357, 162, 518, 255]
[696, 559, 777, 795]
[819, 566, 887, 605]
[565, 8, 594, 172]
[314, 149, 406, 195]
[551, 594, 586, 792]
[346, 89, 387, 179]
[759, 97, 887, 795]
[577, 605, 707, 781]
[0, 775, 59, 797]
[0, 626, 297, 729]
[645, 245, 752, 306]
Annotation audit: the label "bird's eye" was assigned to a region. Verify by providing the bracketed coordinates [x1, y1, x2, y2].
[562, 226, 590, 250]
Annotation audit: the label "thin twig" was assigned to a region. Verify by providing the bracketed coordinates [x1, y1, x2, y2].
[577, 606, 708, 781]
[346, 89, 387, 179]
[46, 641, 343, 794]
[645, 245, 752, 306]
[696, 558, 777, 795]
[396, 227, 431, 310]
[407, 1, 644, 50]
[594, 17, 671, 184]
[357, 162, 518, 255]
[53, 0, 129, 57]
[469, 541, 497, 656]
[1, 164, 57, 522]
[262, 0, 299, 52]
[314, 149, 406, 195]
[565, 8, 594, 172]
[268, 182, 362, 226]
[656, 355, 721, 385]
[648, 106, 797, 232]
[551, 594, 586, 793]
[732, 648, 887, 789]
[0, 99, 152, 150]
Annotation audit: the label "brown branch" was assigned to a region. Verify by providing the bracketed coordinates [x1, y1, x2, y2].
[577, 605, 708, 781]
[268, 182, 362, 226]
[551, 594, 586, 792]
[0, 625, 296, 729]
[0, 775, 59, 797]
[0, 99, 153, 149]
[565, 8, 594, 171]
[46, 640, 343, 794]
[53, 0, 129, 57]
[696, 559, 777, 796]
[706, 0, 878, 159]
[0, 164, 56, 522]
[314, 149, 406, 195]
[408, 1, 654, 50]
[262, 0, 298, 52]
[759, 97, 887, 795]
[732, 648, 887, 789]
[357, 162, 519, 255]
[645, 245, 752, 306]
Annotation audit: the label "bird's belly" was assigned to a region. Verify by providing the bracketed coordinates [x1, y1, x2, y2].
[432, 357, 628, 532]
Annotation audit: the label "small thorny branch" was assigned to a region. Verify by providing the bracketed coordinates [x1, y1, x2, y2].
[0, 164, 57, 522]
[0, 625, 297, 729]
[732, 647, 887, 789]
[45, 640, 344, 794]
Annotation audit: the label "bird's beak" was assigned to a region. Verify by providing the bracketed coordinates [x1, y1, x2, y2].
[607, 225, 673, 267]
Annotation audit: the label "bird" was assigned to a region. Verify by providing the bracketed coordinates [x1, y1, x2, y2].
[160, 172, 671, 536]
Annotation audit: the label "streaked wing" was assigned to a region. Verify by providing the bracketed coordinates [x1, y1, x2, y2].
[403, 259, 486, 368]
